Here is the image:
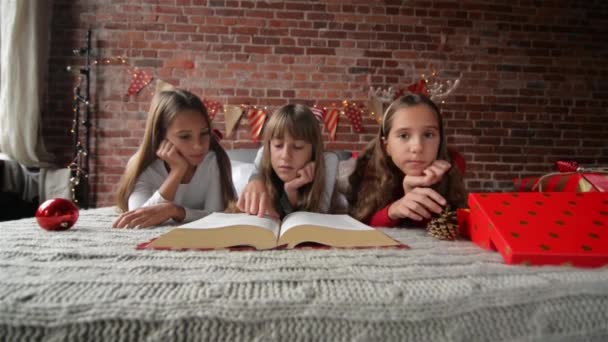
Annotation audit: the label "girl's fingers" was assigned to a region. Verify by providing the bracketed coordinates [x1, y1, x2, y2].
[257, 192, 268, 218]
[243, 192, 252, 213]
[403, 198, 432, 219]
[157, 140, 166, 151]
[265, 207, 280, 219]
[305, 162, 315, 177]
[423, 167, 437, 181]
[112, 215, 124, 228]
[404, 174, 429, 188]
[288, 175, 308, 189]
[137, 216, 160, 229]
[300, 168, 310, 181]
[114, 204, 174, 229]
[392, 200, 424, 221]
[301, 170, 312, 183]
[291, 164, 314, 187]
[428, 162, 450, 177]
[128, 214, 149, 228]
[400, 202, 424, 221]
[157, 140, 169, 155]
[257, 192, 279, 218]
[409, 189, 445, 214]
[434, 160, 451, 170]
[419, 187, 447, 207]
[248, 192, 259, 215]
[113, 211, 137, 228]
[236, 194, 246, 211]
[168, 144, 180, 158]
[306, 165, 314, 179]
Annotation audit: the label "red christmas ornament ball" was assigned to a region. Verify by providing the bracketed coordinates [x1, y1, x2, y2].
[35, 198, 79, 231]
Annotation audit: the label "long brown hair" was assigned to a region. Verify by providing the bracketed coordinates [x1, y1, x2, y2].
[116, 89, 236, 212]
[348, 94, 467, 222]
[259, 104, 326, 217]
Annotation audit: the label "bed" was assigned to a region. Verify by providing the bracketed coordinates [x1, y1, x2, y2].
[3, 149, 608, 340]
[1, 206, 608, 341]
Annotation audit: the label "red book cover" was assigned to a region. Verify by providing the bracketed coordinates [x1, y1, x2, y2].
[466, 192, 608, 267]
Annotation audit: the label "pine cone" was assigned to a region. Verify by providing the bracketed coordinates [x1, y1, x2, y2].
[426, 206, 460, 241]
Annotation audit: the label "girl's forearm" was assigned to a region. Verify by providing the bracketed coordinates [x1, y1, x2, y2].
[158, 169, 185, 201]
[171, 204, 186, 222]
[285, 188, 299, 207]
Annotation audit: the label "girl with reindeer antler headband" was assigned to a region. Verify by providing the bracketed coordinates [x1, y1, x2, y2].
[347, 90, 467, 228]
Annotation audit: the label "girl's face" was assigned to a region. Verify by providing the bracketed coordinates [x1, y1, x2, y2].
[270, 132, 313, 182]
[164, 109, 211, 166]
[384, 105, 441, 176]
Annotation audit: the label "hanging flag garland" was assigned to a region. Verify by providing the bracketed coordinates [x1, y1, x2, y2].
[85, 54, 464, 144]
[113, 66, 461, 142]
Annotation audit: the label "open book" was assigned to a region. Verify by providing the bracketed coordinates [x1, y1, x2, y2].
[138, 212, 404, 250]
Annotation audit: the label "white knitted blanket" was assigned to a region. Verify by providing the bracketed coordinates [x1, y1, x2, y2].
[1, 207, 608, 341]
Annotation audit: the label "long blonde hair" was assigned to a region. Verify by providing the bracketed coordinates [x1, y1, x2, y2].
[348, 94, 467, 222]
[116, 89, 236, 212]
[259, 104, 326, 217]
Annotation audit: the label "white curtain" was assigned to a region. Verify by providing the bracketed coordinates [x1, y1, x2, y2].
[0, 0, 53, 167]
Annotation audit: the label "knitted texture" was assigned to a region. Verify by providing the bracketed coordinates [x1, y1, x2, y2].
[1, 207, 608, 341]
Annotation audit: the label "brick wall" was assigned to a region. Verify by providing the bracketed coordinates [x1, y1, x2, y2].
[44, 0, 608, 207]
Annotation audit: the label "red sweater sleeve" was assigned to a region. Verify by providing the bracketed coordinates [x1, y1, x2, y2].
[367, 203, 401, 228]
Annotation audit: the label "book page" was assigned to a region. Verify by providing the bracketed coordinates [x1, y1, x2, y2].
[279, 212, 374, 236]
[180, 213, 281, 237]
[277, 212, 401, 248]
[146, 213, 282, 250]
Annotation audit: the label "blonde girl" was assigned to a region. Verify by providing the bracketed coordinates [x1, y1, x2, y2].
[237, 104, 339, 218]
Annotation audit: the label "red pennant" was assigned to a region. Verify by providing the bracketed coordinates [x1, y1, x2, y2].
[324, 108, 339, 141]
[343, 102, 363, 133]
[203, 99, 222, 120]
[246, 107, 267, 143]
[212, 128, 223, 140]
[127, 69, 152, 96]
[393, 88, 405, 100]
[407, 79, 429, 96]
[311, 106, 326, 123]
[555, 160, 579, 173]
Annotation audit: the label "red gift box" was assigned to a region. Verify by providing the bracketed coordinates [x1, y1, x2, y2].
[513, 172, 608, 192]
[462, 192, 608, 267]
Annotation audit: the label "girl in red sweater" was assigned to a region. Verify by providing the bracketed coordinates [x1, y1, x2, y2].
[347, 94, 467, 227]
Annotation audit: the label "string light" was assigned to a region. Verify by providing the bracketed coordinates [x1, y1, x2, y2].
[66, 30, 93, 207]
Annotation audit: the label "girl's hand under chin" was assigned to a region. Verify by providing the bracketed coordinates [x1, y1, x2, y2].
[157, 139, 189, 173]
[284, 162, 315, 207]
[284, 161, 315, 192]
[403, 160, 451, 193]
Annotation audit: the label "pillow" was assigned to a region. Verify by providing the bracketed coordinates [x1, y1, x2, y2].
[230, 160, 256, 196]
